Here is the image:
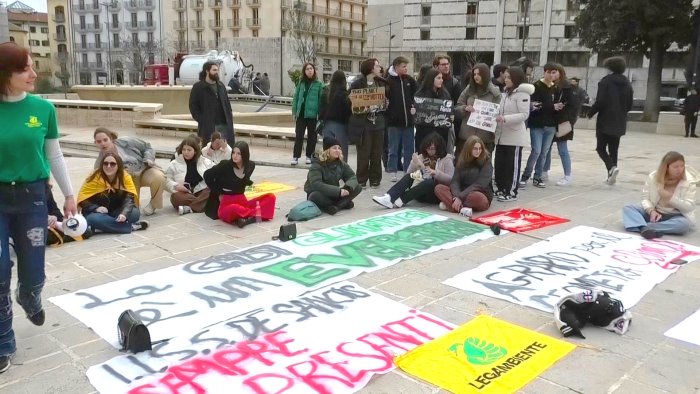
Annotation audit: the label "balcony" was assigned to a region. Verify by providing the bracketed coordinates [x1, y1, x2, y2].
[53, 33, 67, 42]
[53, 52, 70, 62]
[190, 20, 205, 29]
[227, 0, 240, 7]
[190, 0, 204, 10]
[52, 14, 66, 23]
[227, 18, 241, 29]
[190, 40, 206, 51]
[209, 19, 224, 29]
[172, 0, 186, 10]
[246, 0, 260, 6]
[209, 0, 223, 8]
[79, 62, 105, 71]
[246, 18, 260, 28]
[74, 42, 107, 51]
[74, 23, 102, 32]
[74, 3, 99, 13]
[173, 20, 187, 30]
[125, 0, 155, 11]
[109, 21, 120, 30]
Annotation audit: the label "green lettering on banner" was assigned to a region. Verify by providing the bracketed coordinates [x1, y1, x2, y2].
[257, 218, 488, 287]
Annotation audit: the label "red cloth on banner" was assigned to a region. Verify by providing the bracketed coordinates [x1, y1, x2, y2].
[472, 208, 568, 232]
[218, 193, 276, 223]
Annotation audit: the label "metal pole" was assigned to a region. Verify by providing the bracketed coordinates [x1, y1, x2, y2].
[388, 21, 392, 65]
[694, 9, 700, 88]
[104, 3, 112, 84]
[520, 0, 529, 56]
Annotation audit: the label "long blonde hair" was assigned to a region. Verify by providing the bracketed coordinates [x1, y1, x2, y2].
[655, 151, 685, 185]
[319, 148, 343, 163]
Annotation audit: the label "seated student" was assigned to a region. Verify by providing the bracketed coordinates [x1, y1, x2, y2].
[165, 135, 214, 215]
[201, 131, 232, 164]
[373, 132, 454, 209]
[46, 181, 92, 245]
[304, 136, 362, 215]
[204, 141, 276, 227]
[434, 135, 494, 215]
[93, 127, 166, 216]
[78, 153, 149, 234]
[622, 151, 697, 239]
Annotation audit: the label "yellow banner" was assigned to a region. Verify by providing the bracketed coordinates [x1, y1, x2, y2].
[395, 315, 575, 394]
[244, 181, 296, 199]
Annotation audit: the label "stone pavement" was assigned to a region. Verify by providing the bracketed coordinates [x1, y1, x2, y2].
[1, 126, 699, 394]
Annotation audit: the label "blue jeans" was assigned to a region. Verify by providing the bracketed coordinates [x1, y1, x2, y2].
[622, 204, 691, 235]
[0, 180, 48, 356]
[323, 120, 349, 162]
[522, 126, 556, 180]
[86, 208, 140, 234]
[544, 140, 572, 176]
[388, 126, 414, 173]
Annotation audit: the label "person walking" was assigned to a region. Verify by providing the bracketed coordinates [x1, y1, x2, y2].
[543, 63, 579, 186]
[386, 56, 418, 182]
[189, 61, 235, 147]
[319, 70, 352, 162]
[0, 42, 77, 373]
[682, 89, 700, 138]
[588, 56, 634, 185]
[456, 63, 502, 155]
[291, 63, 324, 165]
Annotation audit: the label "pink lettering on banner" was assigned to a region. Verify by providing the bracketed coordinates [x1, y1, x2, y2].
[611, 240, 700, 269]
[127, 311, 453, 394]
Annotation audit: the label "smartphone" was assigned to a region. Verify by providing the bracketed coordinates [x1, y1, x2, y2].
[670, 259, 688, 265]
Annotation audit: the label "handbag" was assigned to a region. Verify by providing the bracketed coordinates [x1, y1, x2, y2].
[273, 223, 297, 241]
[117, 309, 152, 353]
[556, 121, 572, 138]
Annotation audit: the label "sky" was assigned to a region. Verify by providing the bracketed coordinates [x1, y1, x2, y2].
[8, 0, 47, 13]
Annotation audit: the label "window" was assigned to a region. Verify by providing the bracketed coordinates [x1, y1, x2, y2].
[420, 30, 430, 40]
[517, 26, 529, 39]
[82, 53, 88, 63]
[148, 53, 155, 64]
[338, 59, 352, 72]
[147, 12, 153, 25]
[30, 26, 36, 33]
[147, 32, 154, 43]
[466, 2, 477, 24]
[29, 40, 40, 46]
[465, 27, 476, 39]
[95, 34, 101, 48]
[81, 34, 87, 48]
[547, 51, 589, 67]
[252, 29, 258, 37]
[113, 34, 120, 47]
[253, 8, 259, 19]
[80, 16, 86, 29]
[42, 40, 49, 46]
[112, 13, 118, 27]
[9, 37, 14, 42]
[94, 14, 100, 26]
[96, 53, 102, 65]
[214, 30, 220, 46]
[35, 61, 40, 68]
[131, 13, 137, 27]
[564, 25, 578, 39]
[132, 33, 139, 43]
[214, 9, 220, 24]
[323, 58, 332, 71]
[41, 27, 48, 33]
[421, 6, 430, 16]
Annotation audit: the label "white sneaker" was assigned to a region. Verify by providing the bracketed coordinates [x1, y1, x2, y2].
[291, 157, 298, 165]
[305, 157, 312, 165]
[438, 202, 447, 211]
[372, 194, 394, 209]
[178, 206, 192, 215]
[556, 176, 572, 186]
[391, 173, 398, 182]
[142, 203, 155, 216]
[394, 197, 404, 208]
[607, 166, 620, 185]
[459, 207, 473, 218]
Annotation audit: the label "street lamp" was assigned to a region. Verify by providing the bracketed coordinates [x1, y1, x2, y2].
[101, 1, 117, 85]
[366, 20, 398, 66]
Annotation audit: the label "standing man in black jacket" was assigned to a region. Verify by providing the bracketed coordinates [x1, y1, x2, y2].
[682, 89, 700, 137]
[386, 56, 418, 182]
[189, 61, 235, 147]
[588, 56, 633, 185]
[434, 55, 462, 153]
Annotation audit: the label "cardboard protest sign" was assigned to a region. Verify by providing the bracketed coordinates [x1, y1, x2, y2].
[444, 226, 700, 313]
[396, 315, 575, 393]
[349, 86, 386, 114]
[471, 208, 569, 233]
[414, 97, 453, 128]
[466, 99, 500, 133]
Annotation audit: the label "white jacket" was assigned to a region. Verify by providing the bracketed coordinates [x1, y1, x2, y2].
[641, 166, 698, 227]
[495, 83, 534, 147]
[201, 142, 232, 164]
[165, 155, 214, 194]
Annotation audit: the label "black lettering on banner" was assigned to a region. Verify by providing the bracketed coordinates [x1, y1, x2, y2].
[183, 245, 293, 274]
[226, 308, 287, 341]
[76, 285, 173, 309]
[133, 302, 198, 327]
[272, 285, 371, 322]
[190, 276, 282, 308]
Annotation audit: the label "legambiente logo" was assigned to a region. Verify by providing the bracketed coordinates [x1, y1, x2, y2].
[449, 337, 507, 365]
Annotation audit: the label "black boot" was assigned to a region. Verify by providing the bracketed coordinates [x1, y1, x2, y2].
[336, 196, 354, 210]
[236, 217, 257, 228]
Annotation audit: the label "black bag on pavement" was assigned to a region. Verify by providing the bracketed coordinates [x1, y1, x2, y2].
[117, 309, 152, 353]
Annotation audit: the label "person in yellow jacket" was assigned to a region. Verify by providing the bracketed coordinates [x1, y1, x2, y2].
[78, 153, 149, 234]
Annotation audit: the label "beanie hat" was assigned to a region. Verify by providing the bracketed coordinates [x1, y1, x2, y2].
[323, 136, 341, 151]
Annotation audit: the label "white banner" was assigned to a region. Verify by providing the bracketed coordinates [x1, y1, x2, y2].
[86, 283, 455, 394]
[466, 99, 499, 133]
[51, 210, 493, 347]
[444, 226, 700, 313]
[665, 308, 700, 347]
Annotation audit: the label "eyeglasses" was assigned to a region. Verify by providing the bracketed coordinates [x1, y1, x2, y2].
[439, 63, 450, 66]
[102, 162, 118, 167]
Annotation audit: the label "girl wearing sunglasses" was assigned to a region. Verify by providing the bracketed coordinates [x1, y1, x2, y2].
[77, 153, 149, 234]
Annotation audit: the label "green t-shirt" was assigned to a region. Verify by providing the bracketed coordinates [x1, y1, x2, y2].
[0, 94, 59, 183]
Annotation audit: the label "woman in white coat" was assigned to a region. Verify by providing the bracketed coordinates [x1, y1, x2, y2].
[494, 67, 534, 202]
[165, 135, 214, 214]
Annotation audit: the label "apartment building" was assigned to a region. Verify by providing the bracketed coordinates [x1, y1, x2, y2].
[369, 0, 689, 99]
[0, 2, 9, 42]
[47, 0, 73, 87]
[7, 1, 52, 80]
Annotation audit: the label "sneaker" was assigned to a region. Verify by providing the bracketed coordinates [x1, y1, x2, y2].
[497, 194, 518, 202]
[305, 157, 312, 165]
[459, 207, 473, 217]
[131, 221, 149, 231]
[641, 227, 661, 240]
[142, 203, 155, 216]
[518, 177, 528, 188]
[15, 289, 45, 326]
[533, 178, 546, 188]
[291, 157, 299, 165]
[607, 166, 620, 185]
[394, 197, 404, 208]
[0, 354, 12, 374]
[372, 194, 394, 209]
[541, 172, 549, 182]
[343, 201, 354, 210]
[494, 190, 504, 198]
[325, 205, 339, 215]
[438, 202, 448, 211]
[391, 173, 398, 182]
[556, 176, 572, 186]
[178, 206, 192, 215]
[236, 217, 256, 228]
[360, 182, 367, 189]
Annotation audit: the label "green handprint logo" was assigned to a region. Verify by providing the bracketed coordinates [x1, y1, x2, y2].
[449, 337, 507, 365]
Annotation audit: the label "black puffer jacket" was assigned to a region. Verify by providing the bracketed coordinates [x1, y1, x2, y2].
[588, 73, 633, 137]
[553, 82, 579, 142]
[386, 66, 418, 127]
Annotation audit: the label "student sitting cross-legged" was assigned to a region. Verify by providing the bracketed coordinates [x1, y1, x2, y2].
[78, 153, 149, 234]
[304, 136, 362, 215]
[165, 135, 214, 215]
[373, 132, 454, 209]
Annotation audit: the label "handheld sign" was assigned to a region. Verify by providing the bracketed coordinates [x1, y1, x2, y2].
[349, 86, 387, 114]
[466, 99, 500, 133]
[414, 97, 453, 128]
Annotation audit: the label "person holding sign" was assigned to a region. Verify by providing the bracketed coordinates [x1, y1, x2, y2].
[291, 63, 324, 166]
[622, 152, 697, 239]
[414, 69, 452, 151]
[456, 63, 502, 156]
[372, 132, 453, 209]
[434, 135, 493, 216]
[494, 67, 534, 202]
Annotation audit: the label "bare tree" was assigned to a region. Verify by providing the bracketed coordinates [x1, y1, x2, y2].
[285, 0, 322, 64]
[118, 35, 164, 84]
